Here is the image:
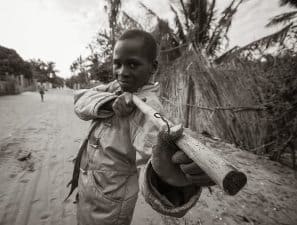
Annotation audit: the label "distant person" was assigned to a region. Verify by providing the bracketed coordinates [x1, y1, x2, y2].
[38, 84, 45, 102]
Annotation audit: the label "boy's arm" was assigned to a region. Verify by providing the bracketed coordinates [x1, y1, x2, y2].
[74, 81, 119, 121]
[130, 98, 201, 217]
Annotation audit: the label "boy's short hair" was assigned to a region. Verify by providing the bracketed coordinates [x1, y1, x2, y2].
[118, 29, 157, 62]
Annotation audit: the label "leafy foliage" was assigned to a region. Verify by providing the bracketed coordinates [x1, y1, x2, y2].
[261, 53, 297, 162]
[259, 0, 297, 55]
[0, 45, 33, 79]
[170, 4, 187, 43]
[215, 23, 296, 63]
[267, 11, 297, 27]
[139, 0, 245, 57]
[106, 0, 122, 49]
[280, 0, 297, 8]
[30, 59, 62, 86]
[205, 0, 244, 56]
[69, 1, 146, 84]
[65, 75, 86, 89]
[69, 0, 245, 85]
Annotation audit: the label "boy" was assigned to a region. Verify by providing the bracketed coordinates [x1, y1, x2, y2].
[69, 29, 213, 225]
[38, 84, 45, 102]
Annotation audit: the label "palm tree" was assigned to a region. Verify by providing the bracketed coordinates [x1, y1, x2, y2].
[215, 22, 294, 63]
[216, 0, 297, 63]
[140, 0, 245, 57]
[267, 0, 297, 27]
[29, 59, 48, 82]
[280, 0, 297, 8]
[46, 61, 59, 78]
[120, 11, 143, 30]
[205, 0, 245, 56]
[105, 0, 122, 49]
[264, 0, 297, 48]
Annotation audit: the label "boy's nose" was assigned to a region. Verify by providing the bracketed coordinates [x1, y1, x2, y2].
[118, 65, 129, 77]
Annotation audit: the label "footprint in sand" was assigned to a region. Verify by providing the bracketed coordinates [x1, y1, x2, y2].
[9, 173, 17, 178]
[20, 179, 29, 183]
[31, 199, 40, 204]
[40, 214, 50, 220]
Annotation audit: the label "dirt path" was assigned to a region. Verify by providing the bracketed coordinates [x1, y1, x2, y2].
[0, 89, 88, 225]
[0, 89, 296, 225]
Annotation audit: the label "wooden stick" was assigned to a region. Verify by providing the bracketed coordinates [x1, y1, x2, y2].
[132, 95, 247, 195]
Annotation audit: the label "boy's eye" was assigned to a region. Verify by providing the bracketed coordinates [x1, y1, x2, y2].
[113, 62, 121, 68]
[128, 61, 141, 69]
[129, 63, 136, 69]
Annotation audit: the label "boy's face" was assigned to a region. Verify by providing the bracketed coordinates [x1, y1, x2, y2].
[113, 38, 156, 92]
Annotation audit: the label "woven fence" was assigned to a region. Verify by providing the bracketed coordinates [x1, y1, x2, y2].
[158, 50, 270, 151]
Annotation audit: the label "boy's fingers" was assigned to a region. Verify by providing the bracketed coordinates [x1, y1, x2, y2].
[180, 162, 204, 175]
[171, 151, 192, 164]
[185, 174, 215, 186]
[159, 124, 183, 143]
[170, 124, 183, 139]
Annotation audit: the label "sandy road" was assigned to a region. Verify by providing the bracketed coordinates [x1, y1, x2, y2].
[0, 89, 163, 225]
[0, 89, 297, 225]
[0, 89, 89, 225]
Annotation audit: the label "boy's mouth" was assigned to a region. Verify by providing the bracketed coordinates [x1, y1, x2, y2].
[118, 80, 132, 85]
[118, 80, 136, 92]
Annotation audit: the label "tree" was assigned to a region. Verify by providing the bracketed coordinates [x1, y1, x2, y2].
[215, 0, 297, 63]
[263, 0, 297, 50]
[105, 0, 122, 49]
[46, 61, 59, 78]
[70, 56, 90, 86]
[0, 45, 33, 79]
[71, 0, 244, 83]
[267, 0, 297, 26]
[280, 0, 297, 8]
[29, 59, 59, 83]
[82, 3, 144, 83]
[139, 0, 245, 57]
[29, 59, 47, 82]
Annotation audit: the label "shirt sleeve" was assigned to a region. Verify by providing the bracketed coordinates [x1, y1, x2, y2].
[74, 81, 119, 121]
[141, 161, 201, 218]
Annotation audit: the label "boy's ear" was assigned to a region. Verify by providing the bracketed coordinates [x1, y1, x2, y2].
[152, 60, 158, 73]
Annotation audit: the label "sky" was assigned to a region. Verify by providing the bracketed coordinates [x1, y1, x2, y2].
[0, 0, 293, 78]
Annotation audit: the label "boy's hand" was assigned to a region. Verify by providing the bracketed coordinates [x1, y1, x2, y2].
[172, 151, 215, 187]
[151, 125, 215, 187]
[112, 92, 135, 117]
